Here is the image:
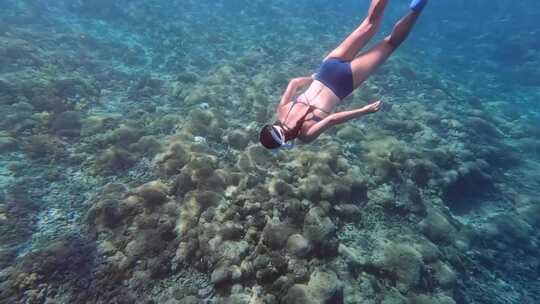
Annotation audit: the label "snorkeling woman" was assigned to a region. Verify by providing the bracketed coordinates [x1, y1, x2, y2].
[259, 0, 428, 151]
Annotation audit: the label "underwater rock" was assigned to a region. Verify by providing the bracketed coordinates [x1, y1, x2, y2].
[219, 221, 244, 241]
[211, 266, 231, 285]
[269, 178, 295, 197]
[236, 152, 256, 173]
[136, 181, 169, 208]
[336, 125, 365, 141]
[104, 124, 143, 146]
[413, 239, 441, 264]
[178, 296, 200, 304]
[147, 114, 181, 134]
[129, 135, 163, 156]
[185, 86, 209, 107]
[287, 234, 311, 258]
[212, 241, 252, 264]
[432, 261, 457, 288]
[283, 284, 316, 304]
[333, 204, 361, 222]
[53, 78, 98, 99]
[172, 168, 197, 197]
[185, 108, 226, 139]
[80, 115, 116, 137]
[408, 293, 456, 304]
[256, 267, 281, 285]
[287, 259, 310, 283]
[177, 191, 224, 236]
[383, 180, 426, 216]
[122, 46, 148, 67]
[124, 229, 170, 263]
[22, 134, 65, 161]
[93, 147, 136, 175]
[262, 218, 295, 250]
[246, 145, 270, 168]
[370, 243, 424, 292]
[118, 194, 145, 219]
[225, 129, 251, 150]
[419, 209, 457, 244]
[382, 118, 422, 134]
[177, 71, 199, 84]
[0, 136, 18, 153]
[380, 291, 408, 304]
[284, 199, 309, 223]
[92, 199, 123, 229]
[282, 270, 343, 304]
[193, 190, 223, 209]
[156, 142, 190, 176]
[297, 175, 326, 202]
[6, 238, 92, 301]
[368, 184, 395, 210]
[307, 270, 343, 304]
[148, 256, 172, 279]
[51, 111, 81, 137]
[338, 244, 367, 269]
[101, 183, 129, 199]
[303, 207, 337, 256]
[128, 75, 163, 99]
[427, 148, 455, 170]
[363, 154, 400, 183]
[188, 154, 220, 186]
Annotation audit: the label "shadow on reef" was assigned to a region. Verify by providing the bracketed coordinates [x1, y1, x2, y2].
[441, 161, 495, 215]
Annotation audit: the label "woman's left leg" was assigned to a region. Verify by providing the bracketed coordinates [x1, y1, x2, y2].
[324, 0, 388, 62]
[350, 5, 425, 88]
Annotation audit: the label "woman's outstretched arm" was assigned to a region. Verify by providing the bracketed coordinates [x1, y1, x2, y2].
[301, 100, 382, 142]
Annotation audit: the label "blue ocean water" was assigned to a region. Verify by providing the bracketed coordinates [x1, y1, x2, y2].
[0, 0, 539, 303]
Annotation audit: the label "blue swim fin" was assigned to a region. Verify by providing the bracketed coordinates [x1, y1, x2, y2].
[410, 0, 427, 12]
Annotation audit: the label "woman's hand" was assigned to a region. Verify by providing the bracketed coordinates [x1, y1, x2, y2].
[360, 100, 382, 114]
[278, 76, 315, 109]
[291, 76, 314, 88]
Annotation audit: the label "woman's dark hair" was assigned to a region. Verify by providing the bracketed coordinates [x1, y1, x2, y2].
[259, 124, 281, 149]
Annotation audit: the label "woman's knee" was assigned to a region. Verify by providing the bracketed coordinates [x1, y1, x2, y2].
[384, 35, 401, 49]
[361, 19, 378, 35]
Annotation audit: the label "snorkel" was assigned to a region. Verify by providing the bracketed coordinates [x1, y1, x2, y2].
[269, 125, 295, 155]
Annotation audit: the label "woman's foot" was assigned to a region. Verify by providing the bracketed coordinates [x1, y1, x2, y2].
[368, 0, 388, 23]
[410, 0, 428, 12]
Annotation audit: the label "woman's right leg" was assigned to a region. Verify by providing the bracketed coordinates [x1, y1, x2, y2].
[350, 4, 426, 88]
[324, 0, 388, 62]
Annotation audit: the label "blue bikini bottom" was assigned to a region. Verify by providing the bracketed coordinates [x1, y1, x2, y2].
[315, 58, 354, 100]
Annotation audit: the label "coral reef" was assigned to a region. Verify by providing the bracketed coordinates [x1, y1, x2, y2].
[0, 1, 538, 304]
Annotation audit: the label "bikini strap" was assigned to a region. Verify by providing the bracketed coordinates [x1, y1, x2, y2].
[279, 84, 325, 140]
